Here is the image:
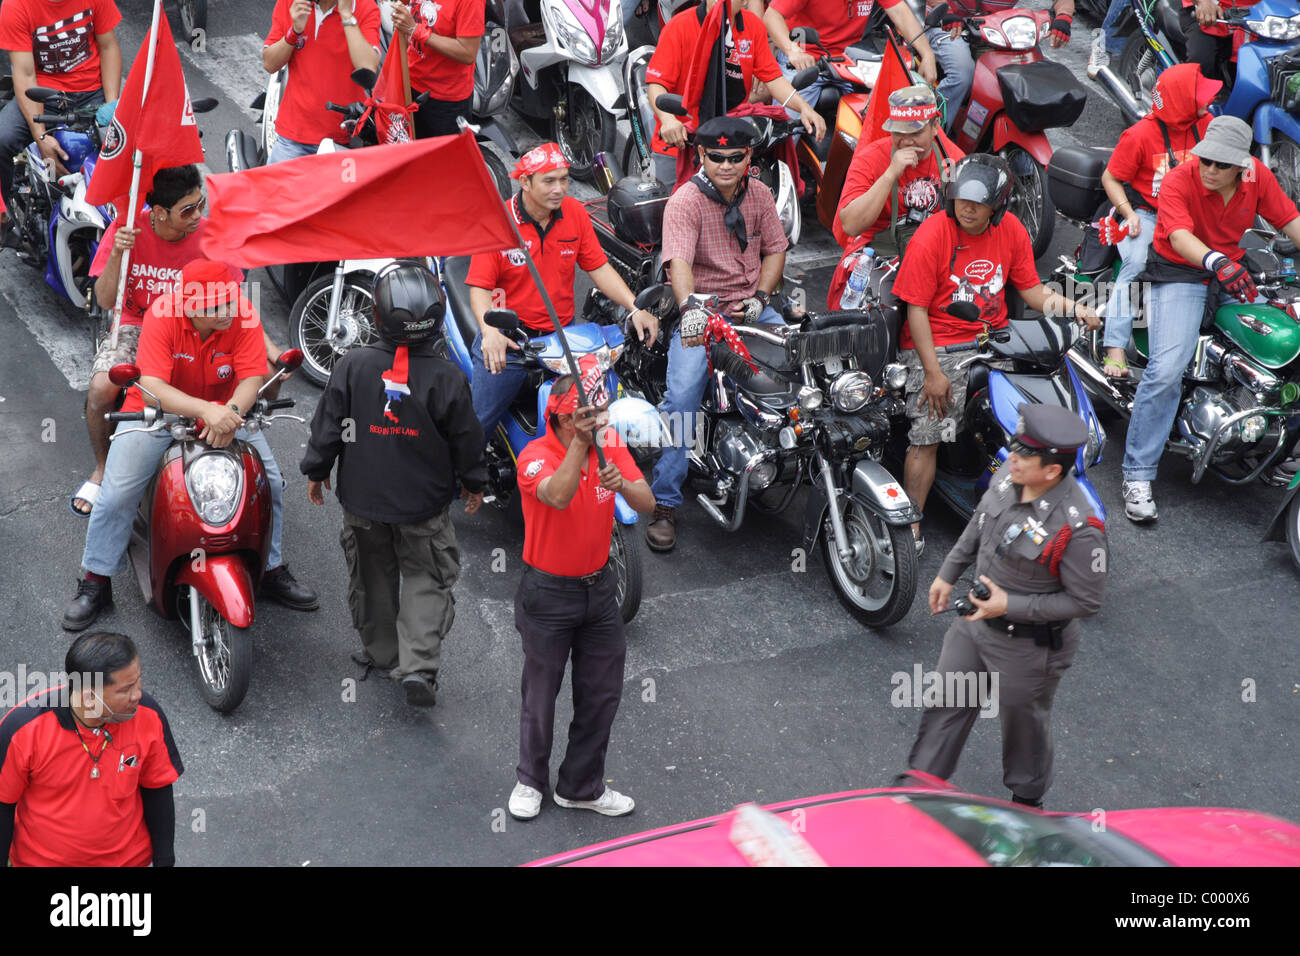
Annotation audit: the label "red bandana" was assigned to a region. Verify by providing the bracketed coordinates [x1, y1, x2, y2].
[512, 142, 569, 180]
[703, 314, 759, 375]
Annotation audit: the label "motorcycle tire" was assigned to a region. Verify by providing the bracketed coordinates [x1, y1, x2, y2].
[1116, 31, 1160, 116]
[190, 589, 252, 714]
[819, 497, 917, 629]
[1000, 144, 1054, 260]
[179, 0, 207, 44]
[610, 523, 643, 623]
[554, 84, 617, 185]
[1269, 133, 1300, 211]
[1287, 490, 1300, 572]
[480, 142, 511, 199]
[290, 273, 378, 387]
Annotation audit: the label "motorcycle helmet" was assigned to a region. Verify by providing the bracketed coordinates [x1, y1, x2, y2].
[607, 176, 669, 247]
[944, 153, 1014, 226]
[372, 260, 444, 344]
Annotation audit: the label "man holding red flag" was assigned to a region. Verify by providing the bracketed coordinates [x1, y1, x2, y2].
[389, 0, 484, 139]
[0, 0, 121, 211]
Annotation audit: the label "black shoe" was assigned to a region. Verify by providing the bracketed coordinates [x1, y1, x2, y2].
[62, 577, 113, 632]
[1011, 793, 1044, 810]
[260, 565, 319, 611]
[402, 672, 438, 707]
[350, 651, 392, 681]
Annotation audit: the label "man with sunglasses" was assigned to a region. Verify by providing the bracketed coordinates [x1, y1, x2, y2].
[646, 116, 788, 552]
[73, 166, 290, 520]
[1121, 115, 1300, 522]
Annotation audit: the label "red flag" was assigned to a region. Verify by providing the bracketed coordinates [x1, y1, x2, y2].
[372, 45, 417, 145]
[858, 33, 913, 149]
[86, 11, 204, 206]
[201, 132, 517, 268]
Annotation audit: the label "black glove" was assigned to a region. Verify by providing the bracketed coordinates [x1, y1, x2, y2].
[1205, 251, 1259, 303]
[1051, 12, 1072, 43]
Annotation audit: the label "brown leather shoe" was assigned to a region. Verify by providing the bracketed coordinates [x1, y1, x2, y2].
[645, 504, 676, 552]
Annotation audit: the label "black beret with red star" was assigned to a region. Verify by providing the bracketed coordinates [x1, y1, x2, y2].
[696, 116, 760, 150]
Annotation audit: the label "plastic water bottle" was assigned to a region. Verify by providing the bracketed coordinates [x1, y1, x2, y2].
[840, 246, 875, 310]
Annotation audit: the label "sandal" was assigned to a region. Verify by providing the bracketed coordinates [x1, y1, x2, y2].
[70, 480, 101, 517]
[1102, 356, 1129, 379]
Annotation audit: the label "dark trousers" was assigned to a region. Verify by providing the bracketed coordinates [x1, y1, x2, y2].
[1181, 7, 1234, 87]
[412, 94, 474, 139]
[0, 88, 105, 205]
[515, 566, 627, 801]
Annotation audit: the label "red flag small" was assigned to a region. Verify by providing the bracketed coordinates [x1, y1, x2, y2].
[858, 33, 913, 147]
[372, 47, 417, 145]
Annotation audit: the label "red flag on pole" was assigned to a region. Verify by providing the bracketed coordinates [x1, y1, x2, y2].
[200, 131, 517, 268]
[858, 33, 913, 149]
[86, 11, 204, 206]
[372, 43, 418, 145]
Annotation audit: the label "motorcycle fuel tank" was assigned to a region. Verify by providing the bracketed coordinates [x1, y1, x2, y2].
[1214, 304, 1300, 369]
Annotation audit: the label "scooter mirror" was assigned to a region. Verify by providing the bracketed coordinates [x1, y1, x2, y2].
[655, 93, 688, 117]
[791, 64, 821, 88]
[351, 67, 378, 92]
[1239, 228, 1271, 251]
[24, 86, 63, 104]
[634, 283, 675, 317]
[947, 301, 980, 323]
[108, 363, 141, 388]
[192, 97, 219, 114]
[791, 26, 821, 47]
[276, 348, 304, 371]
[485, 309, 520, 331]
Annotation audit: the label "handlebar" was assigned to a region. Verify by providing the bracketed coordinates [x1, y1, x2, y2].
[35, 112, 77, 126]
[262, 398, 296, 411]
[326, 101, 348, 114]
[106, 411, 145, 422]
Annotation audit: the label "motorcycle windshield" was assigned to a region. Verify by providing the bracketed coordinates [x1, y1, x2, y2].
[989, 316, 1075, 368]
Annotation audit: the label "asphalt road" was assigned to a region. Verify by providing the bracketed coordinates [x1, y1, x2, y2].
[0, 0, 1296, 866]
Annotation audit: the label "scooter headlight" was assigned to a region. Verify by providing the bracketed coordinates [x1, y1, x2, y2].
[186, 452, 244, 527]
[1084, 416, 1105, 468]
[829, 370, 873, 412]
[600, 5, 624, 62]
[1000, 16, 1039, 49]
[1246, 15, 1300, 40]
[775, 161, 800, 245]
[549, 3, 599, 66]
[980, 25, 1007, 46]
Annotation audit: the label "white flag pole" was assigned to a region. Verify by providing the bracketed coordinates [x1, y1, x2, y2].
[108, 0, 163, 350]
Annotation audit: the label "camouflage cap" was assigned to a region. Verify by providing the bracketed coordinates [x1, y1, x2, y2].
[882, 85, 940, 134]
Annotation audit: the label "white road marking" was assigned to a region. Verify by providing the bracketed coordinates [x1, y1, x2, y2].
[0, 260, 94, 390]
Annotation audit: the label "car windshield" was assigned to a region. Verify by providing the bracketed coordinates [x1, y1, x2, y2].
[903, 795, 1167, 867]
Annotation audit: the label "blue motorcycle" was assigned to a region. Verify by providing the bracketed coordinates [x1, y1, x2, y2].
[437, 256, 663, 623]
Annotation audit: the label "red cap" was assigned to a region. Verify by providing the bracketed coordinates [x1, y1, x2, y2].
[179, 259, 240, 312]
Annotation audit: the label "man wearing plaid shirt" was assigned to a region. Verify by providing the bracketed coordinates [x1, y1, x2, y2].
[646, 116, 789, 553]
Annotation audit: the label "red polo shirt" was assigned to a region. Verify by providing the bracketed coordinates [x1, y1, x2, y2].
[465, 194, 606, 333]
[0, 0, 122, 93]
[1153, 157, 1300, 265]
[265, 0, 382, 146]
[0, 689, 183, 867]
[645, 4, 782, 156]
[406, 0, 485, 101]
[770, 0, 901, 58]
[517, 428, 643, 577]
[121, 289, 267, 414]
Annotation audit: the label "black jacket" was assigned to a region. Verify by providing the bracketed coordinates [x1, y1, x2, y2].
[300, 340, 486, 524]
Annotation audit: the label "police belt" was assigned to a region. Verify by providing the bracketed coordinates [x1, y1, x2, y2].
[985, 617, 1069, 650]
[524, 563, 609, 587]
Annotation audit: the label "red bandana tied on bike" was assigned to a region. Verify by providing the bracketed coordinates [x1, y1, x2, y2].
[512, 143, 569, 180]
[703, 313, 759, 375]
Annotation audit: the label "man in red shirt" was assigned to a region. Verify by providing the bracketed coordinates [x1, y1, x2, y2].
[0, 0, 121, 209]
[389, 0, 483, 138]
[1121, 116, 1300, 522]
[0, 632, 182, 867]
[64, 259, 317, 631]
[506, 374, 654, 821]
[465, 144, 657, 440]
[646, 0, 825, 185]
[892, 153, 1097, 552]
[263, 0, 382, 162]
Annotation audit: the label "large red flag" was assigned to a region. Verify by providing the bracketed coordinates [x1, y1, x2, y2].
[86, 11, 204, 206]
[201, 132, 517, 268]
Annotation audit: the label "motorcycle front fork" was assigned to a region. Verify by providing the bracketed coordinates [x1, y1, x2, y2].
[324, 262, 346, 344]
[817, 453, 854, 563]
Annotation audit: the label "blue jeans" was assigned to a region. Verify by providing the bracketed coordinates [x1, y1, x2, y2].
[926, 28, 975, 133]
[1101, 0, 1130, 56]
[776, 49, 854, 116]
[470, 330, 535, 443]
[268, 135, 318, 163]
[82, 423, 285, 576]
[650, 306, 784, 507]
[1122, 282, 1258, 481]
[1103, 208, 1157, 350]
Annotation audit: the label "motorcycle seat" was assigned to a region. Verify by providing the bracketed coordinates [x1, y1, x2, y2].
[441, 256, 483, 349]
[737, 330, 800, 375]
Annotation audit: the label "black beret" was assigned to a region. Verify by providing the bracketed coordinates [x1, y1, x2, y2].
[696, 116, 759, 150]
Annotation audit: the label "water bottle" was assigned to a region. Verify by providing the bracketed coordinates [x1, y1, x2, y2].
[1282, 257, 1296, 278]
[839, 246, 875, 310]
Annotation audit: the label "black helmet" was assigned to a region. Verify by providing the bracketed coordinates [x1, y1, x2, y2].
[607, 176, 669, 246]
[944, 153, 1014, 226]
[373, 260, 444, 344]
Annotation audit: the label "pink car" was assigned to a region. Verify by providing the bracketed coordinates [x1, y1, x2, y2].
[526, 773, 1300, 867]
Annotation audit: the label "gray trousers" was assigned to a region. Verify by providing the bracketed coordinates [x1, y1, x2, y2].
[907, 616, 1081, 802]
[339, 507, 461, 680]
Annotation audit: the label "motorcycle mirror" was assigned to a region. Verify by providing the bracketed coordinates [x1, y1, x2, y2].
[108, 363, 141, 388]
[947, 301, 980, 323]
[634, 284, 674, 317]
[485, 308, 520, 331]
[791, 26, 821, 46]
[351, 67, 378, 92]
[191, 97, 219, 114]
[655, 93, 688, 117]
[791, 64, 821, 88]
[24, 86, 63, 104]
[1239, 229, 1271, 251]
[276, 348, 304, 371]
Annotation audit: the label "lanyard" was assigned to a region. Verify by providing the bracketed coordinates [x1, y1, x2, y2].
[74, 725, 111, 779]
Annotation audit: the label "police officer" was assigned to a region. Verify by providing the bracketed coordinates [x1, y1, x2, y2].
[300, 262, 487, 707]
[902, 403, 1108, 808]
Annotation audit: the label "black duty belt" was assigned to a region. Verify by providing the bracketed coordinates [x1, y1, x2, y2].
[525, 563, 609, 587]
[985, 617, 1069, 650]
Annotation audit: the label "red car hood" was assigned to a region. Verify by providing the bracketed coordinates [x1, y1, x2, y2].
[1106, 808, 1300, 866]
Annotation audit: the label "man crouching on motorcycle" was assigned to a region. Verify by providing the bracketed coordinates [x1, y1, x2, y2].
[63, 260, 318, 631]
[892, 154, 1098, 556]
[1121, 116, 1300, 523]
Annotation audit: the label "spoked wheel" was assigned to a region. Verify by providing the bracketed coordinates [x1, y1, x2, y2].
[1117, 32, 1160, 117]
[609, 523, 643, 623]
[178, 0, 207, 43]
[289, 273, 377, 387]
[820, 497, 917, 628]
[1000, 144, 1054, 259]
[553, 84, 617, 184]
[1270, 133, 1300, 210]
[185, 587, 252, 713]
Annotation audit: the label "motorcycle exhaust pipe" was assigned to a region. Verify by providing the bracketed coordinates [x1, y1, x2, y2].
[1092, 65, 1147, 125]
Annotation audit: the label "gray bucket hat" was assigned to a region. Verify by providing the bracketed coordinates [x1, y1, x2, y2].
[1190, 115, 1254, 168]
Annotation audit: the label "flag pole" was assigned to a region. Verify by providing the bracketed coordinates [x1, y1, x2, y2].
[398, 28, 412, 108]
[108, 0, 163, 350]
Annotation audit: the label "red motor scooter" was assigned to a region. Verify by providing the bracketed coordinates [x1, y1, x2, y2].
[105, 350, 304, 713]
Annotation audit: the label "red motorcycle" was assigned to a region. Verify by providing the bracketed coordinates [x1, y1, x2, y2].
[105, 351, 304, 713]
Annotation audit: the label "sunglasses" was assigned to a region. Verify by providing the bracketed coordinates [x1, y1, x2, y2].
[170, 196, 207, 218]
[704, 150, 749, 166]
[1203, 159, 1241, 171]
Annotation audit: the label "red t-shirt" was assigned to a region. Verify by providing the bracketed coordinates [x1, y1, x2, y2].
[892, 211, 1040, 349]
[834, 130, 962, 249]
[406, 0, 484, 102]
[517, 428, 643, 577]
[265, 0, 382, 146]
[89, 218, 243, 328]
[770, 0, 901, 58]
[0, 0, 122, 93]
[121, 290, 267, 414]
[0, 689, 182, 867]
[645, 5, 782, 156]
[1107, 114, 1211, 210]
[465, 194, 607, 333]
[1153, 157, 1300, 265]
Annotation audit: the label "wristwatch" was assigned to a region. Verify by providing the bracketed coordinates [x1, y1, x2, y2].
[341, 15, 359, 27]
[228, 402, 241, 416]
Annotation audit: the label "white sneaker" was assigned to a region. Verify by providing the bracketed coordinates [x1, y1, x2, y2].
[1122, 479, 1158, 523]
[1087, 30, 1110, 80]
[508, 782, 543, 820]
[553, 787, 635, 816]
